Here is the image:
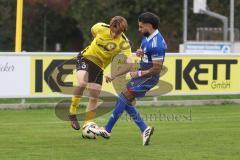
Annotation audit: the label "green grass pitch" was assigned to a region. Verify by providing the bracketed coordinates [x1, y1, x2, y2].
[0, 104, 239, 160]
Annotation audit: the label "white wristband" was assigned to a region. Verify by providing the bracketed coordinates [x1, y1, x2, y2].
[137, 70, 142, 77]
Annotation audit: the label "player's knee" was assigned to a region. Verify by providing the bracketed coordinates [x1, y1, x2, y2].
[74, 85, 86, 96]
[89, 97, 98, 103]
[89, 90, 100, 99]
[77, 82, 87, 95]
[78, 81, 87, 87]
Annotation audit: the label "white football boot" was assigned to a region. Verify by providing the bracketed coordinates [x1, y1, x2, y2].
[89, 127, 111, 139]
[142, 126, 154, 146]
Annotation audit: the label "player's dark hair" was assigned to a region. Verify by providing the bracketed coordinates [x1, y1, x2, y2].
[138, 12, 160, 29]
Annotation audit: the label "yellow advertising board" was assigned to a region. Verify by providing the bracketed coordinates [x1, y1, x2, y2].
[164, 55, 240, 95]
[30, 54, 125, 97]
[30, 54, 240, 97]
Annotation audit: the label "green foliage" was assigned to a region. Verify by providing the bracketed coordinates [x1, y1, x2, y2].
[0, 0, 239, 52]
[69, 0, 184, 51]
[22, 3, 84, 52]
[0, 0, 16, 51]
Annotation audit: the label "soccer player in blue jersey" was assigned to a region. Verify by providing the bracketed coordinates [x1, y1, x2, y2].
[90, 12, 167, 145]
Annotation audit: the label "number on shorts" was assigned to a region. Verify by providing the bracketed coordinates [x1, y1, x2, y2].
[82, 61, 87, 69]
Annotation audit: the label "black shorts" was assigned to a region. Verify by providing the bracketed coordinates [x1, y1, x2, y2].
[76, 54, 103, 85]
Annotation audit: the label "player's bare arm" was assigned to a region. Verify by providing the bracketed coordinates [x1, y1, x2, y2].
[130, 60, 163, 78]
[105, 57, 133, 83]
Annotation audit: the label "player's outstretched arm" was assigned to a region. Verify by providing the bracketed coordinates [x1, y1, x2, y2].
[105, 57, 133, 83]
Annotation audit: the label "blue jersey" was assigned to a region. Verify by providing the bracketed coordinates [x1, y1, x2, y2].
[140, 30, 167, 71]
[127, 30, 167, 98]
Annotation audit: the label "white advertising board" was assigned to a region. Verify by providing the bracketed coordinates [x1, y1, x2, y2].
[184, 42, 232, 54]
[0, 56, 30, 97]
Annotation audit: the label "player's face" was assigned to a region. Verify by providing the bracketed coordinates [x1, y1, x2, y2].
[138, 22, 151, 37]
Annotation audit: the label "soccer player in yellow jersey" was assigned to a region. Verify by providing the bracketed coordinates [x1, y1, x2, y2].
[69, 16, 132, 130]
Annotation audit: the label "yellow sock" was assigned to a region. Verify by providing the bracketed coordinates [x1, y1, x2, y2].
[84, 109, 96, 124]
[69, 96, 81, 115]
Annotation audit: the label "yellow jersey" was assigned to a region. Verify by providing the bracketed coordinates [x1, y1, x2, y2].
[81, 23, 131, 69]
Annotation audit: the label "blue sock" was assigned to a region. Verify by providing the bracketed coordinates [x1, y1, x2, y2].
[105, 94, 128, 133]
[125, 105, 147, 133]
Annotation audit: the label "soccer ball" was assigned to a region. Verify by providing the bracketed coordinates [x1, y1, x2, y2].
[82, 122, 98, 139]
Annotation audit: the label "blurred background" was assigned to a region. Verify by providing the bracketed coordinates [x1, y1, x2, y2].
[0, 0, 239, 52]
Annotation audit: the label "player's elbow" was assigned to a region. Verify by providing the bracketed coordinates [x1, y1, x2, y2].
[153, 68, 161, 75]
[152, 65, 162, 75]
[151, 60, 163, 75]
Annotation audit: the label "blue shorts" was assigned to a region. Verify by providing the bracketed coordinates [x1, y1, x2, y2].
[127, 76, 159, 98]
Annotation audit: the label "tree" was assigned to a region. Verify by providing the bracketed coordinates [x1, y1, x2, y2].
[0, 0, 16, 51]
[68, 0, 183, 52]
[1, 0, 239, 52]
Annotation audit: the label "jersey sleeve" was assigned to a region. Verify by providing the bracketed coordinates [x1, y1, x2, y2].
[91, 23, 105, 37]
[151, 38, 166, 61]
[121, 34, 132, 57]
[122, 41, 132, 57]
[123, 50, 131, 57]
[151, 47, 165, 61]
